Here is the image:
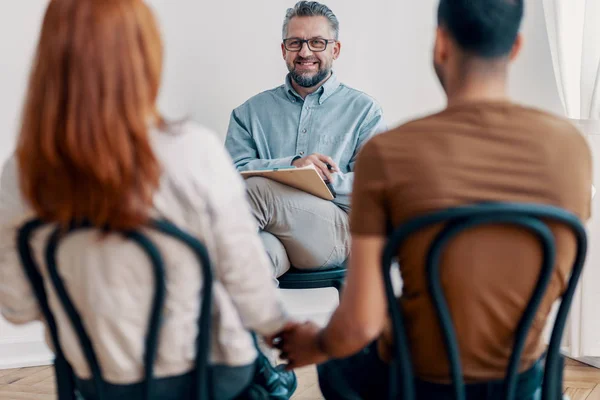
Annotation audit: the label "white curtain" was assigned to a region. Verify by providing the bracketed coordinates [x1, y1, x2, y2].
[543, 0, 600, 358]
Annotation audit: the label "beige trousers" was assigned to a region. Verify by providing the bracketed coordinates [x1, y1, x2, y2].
[245, 177, 350, 277]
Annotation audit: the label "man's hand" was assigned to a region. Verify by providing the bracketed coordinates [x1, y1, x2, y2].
[292, 153, 339, 181]
[265, 321, 299, 349]
[274, 321, 329, 370]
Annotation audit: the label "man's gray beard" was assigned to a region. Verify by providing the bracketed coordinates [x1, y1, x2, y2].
[290, 68, 331, 88]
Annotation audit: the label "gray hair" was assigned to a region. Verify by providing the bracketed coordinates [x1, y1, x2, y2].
[282, 1, 339, 40]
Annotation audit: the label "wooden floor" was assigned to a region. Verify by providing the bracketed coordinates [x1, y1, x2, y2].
[0, 365, 56, 400]
[563, 358, 600, 400]
[0, 359, 599, 399]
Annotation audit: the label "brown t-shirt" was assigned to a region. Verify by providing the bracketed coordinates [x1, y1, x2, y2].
[351, 101, 592, 383]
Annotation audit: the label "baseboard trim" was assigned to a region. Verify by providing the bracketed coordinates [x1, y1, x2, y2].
[570, 356, 600, 369]
[0, 339, 53, 370]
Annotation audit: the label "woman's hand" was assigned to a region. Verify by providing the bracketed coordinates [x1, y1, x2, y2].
[275, 321, 329, 370]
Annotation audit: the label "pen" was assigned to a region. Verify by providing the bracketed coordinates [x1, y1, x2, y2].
[325, 163, 337, 199]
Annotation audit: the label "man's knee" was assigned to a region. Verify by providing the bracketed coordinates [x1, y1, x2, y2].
[259, 231, 291, 278]
[245, 177, 279, 227]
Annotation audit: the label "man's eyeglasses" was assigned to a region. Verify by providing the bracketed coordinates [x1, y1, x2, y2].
[283, 38, 336, 52]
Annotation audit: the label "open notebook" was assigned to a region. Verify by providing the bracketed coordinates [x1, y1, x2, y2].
[240, 165, 335, 201]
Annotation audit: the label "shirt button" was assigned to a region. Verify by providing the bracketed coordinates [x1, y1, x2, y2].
[299, 151, 305, 155]
[302, 129, 307, 133]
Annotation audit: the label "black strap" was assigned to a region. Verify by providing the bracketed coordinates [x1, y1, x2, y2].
[16, 219, 76, 400]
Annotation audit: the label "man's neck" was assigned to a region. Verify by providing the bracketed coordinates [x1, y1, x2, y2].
[291, 72, 332, 99]
[446, 76, 510, 107]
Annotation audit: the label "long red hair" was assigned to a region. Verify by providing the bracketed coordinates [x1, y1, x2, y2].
[17, 0, 164, 231]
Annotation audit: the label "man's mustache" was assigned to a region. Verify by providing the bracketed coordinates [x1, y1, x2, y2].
[294, 57, 320, 63]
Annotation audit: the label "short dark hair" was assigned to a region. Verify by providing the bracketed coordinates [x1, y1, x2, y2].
[437, 0, 524, 58]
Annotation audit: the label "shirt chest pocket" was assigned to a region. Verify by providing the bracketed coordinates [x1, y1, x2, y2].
[315, 133, 354, 162]
[318, 134, 345, 147]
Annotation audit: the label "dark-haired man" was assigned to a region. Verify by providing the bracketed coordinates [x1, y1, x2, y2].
[276, 0, 592, 398]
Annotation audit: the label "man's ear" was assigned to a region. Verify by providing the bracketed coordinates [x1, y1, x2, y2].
[433, 27, 449, 67]
[509, 33, 523, 62]
[333, 41, 341, 60]
[281, 42, 287, 60]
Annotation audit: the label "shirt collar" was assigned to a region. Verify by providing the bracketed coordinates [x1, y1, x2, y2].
[319, 71, 340, 104]
[284, 75, 303, 102]
[284, 71, 340, 104]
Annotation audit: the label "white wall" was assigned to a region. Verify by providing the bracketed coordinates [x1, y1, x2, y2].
[0, 1, 54, 368]
[149, 0, 563, 137]
[0, 1, 47, 167]
[0, 0, 563, 163]
[0, 0, 565, 368]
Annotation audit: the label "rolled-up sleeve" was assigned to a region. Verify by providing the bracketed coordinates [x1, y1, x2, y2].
[225, 108, 299, 171]
[332, 105, 387, 210]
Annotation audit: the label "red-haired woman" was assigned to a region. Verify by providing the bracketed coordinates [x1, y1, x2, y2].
[0, 1, 293, 398]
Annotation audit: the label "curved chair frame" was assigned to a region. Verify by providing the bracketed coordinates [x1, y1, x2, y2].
[17, 219, 214, 400]
[381, 203, 587, 400]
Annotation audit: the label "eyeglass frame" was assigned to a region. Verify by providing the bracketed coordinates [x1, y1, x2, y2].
[282, 37, 337, 52]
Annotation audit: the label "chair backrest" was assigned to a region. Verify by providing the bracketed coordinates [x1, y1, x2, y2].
[16, 218, 214, 400]
[381, 202, 587, 400]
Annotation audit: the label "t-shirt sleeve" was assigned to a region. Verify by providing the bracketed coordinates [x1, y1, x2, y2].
[559, 125, 593, 221]
[350, 139, 389, 236]
[582, 144, 593, 221]
[579, 133, 593, 221]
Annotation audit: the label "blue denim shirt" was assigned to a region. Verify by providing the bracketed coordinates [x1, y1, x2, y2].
[225, 72, 386, 211]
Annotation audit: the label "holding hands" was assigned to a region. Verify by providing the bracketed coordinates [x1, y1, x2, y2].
[268, 321, 329, 370]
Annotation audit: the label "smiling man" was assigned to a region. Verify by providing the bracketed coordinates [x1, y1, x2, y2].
[225, 1, 386, 278]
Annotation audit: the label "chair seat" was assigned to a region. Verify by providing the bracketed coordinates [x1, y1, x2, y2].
[278, 263, 347, 295]
[279, 266, 346, 282]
